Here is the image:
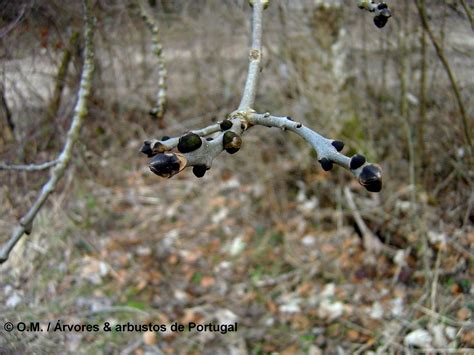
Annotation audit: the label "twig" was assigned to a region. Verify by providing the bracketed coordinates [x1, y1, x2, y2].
[430, 248, 441, 312]
[459, 0, 474, 30]
[0, 5, 26, 39]
[140, 0, 384, 192]
[0, 160, 59, 172]
[238, 0, 265, 109]
[415, 0, 472, 151]
[138, 0, 167, 128]
[413, 304, 472, 327]
[0, 0, 95, 264]
[47, 31, 80, 120]
[344, 187, 383, 254]
[0, 82, 14, 133]
[418, 21, 427, 170]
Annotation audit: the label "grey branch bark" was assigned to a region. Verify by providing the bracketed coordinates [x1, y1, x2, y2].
[0, 160, 58, 171]
[140, 0, 383, 193]
[238, 0, 265, 109]
[138, 0, 167, 127]
[0, 0, 95, 264]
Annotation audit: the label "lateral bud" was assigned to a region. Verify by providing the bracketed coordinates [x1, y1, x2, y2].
[331, 140, 345, 152]
[350, 154, 366, 170]
[192, 165, 208, 178]
[220, 120, 233, 131]
[177, 133, 202, 153]
[140, 140, 167, 157]
[319, 158, 333, 171]
[223, 131, 242, 154]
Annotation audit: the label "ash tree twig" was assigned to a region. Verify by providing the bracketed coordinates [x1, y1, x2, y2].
[140, 0, 387, 193]
[138, 0, 167, 128]
[0, 0, 95, 264]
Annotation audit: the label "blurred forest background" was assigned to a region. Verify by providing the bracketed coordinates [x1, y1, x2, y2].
[0, 0, 473, 353]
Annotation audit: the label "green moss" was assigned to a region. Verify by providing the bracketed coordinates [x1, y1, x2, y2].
[191, 271, 203, 284]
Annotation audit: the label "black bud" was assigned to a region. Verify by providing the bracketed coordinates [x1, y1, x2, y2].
[161, 136, 170, 141]
[140, 141, 154, 157]
[177, 133, 202, 153]
[206, 137, 213, 141]
[192, 165, 207, 178]
[223, 131, 242, 154]
[319, 158, 333, 171]
[350, 154, 366, 170]
[286, 116, 293, 121]
[359, 164, 382, 192]
[149, 153, 185, 178]
[220, 120, 233, 131]
[374, 6, 391, 29]
[296, 123, 302, 128]
[241, 123, 245, 130]
[374, 16, 387, 28]
[331, 140, 344, 152]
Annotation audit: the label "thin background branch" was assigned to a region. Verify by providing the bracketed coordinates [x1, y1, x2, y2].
[0, 160, 58, 172]
[0, 0, 96, 263]
[415, 0, 472, 152]
[138, 0, 167, 128]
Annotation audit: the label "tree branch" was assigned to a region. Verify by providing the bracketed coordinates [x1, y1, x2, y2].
[0, 0, 95, 264]
[344, 186, 383, 254]
[0, 5, 26, 39]
[0, 160, 58, 171]
[138, 0, 167, 128]
[238, 0, 265, 110]
[459, 0, 473, 30]
[0, 82, 15, 133]
[140, 0, 384, 193]
[415, 0, 472, 152]
[47, 31, 80, 120]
